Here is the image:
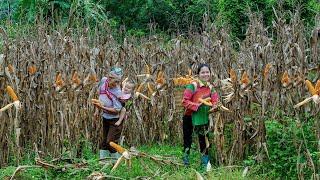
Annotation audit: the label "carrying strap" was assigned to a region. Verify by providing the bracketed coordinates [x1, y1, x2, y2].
[99, 79, 117, 105]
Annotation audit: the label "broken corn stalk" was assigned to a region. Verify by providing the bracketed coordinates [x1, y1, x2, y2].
[135, 92, 151, 100]
[136, 83, 145, 92]
[294, 96, 313, 108]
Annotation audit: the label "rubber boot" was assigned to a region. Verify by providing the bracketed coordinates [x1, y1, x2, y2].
[201, 155, 210, 171]
[99, 150, 110, 160]
[182, 153, 190, 166]
[99, 150, 110, 165]
[111, 152, 121, 159]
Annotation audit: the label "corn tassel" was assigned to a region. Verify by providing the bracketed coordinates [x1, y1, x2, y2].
[6, 86, 18, 101]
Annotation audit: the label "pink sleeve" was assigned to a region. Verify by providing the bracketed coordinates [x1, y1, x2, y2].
[182, 88, 200, 112]
[211, 92, 219, 106]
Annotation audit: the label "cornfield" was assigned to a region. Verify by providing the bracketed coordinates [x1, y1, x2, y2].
[0, 10, 319, 176]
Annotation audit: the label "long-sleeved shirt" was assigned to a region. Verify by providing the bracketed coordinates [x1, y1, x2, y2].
[182, 80, 219, 126]
[98, 77, 123, 120]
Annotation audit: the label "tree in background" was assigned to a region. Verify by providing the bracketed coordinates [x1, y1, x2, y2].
[0, 0, 319, 39]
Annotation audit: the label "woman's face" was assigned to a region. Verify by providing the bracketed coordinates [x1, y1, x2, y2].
[198, 66, 211, 82]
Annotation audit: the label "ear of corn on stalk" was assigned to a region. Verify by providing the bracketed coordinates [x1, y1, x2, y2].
[263, 64, 272, 79]
[72, 71, 81, 86]
[8, 64, 14, 73]
[6, 86, 18, 101]
[281, 71, 290, 87]
[28, 65, 37, 75]
[229, 69, 237, 83]
[240, 71, 250, 88]
[305, 80, 316, 95]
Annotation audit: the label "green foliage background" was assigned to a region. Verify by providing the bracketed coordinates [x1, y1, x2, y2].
[0, 0, 319, 38]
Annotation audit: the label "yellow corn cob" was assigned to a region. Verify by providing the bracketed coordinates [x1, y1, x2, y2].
[315, 80, 320, 95]
[6, 86, 18, 101]
[89, 74, 98, 83]
[263, 63, 272, 79]
[305, 80, 316, 95]
[8, 64, 14, 73]
[55, 73, 64, 87]
[229, 69, 237, 83]
[156, 71, 165, 85]
[281, 71, 290, 87]
[72, 71, 81, 85]
[199, 98, 212, 106]
[109, 142, 126, 154]
[28, 65, 37, 75]
[156, 78, 165, 85]
[91, 99, 101, 103]
[241, 71, 250, 85]
[173, 78, 180, 86]
[157, 71, 163, 79]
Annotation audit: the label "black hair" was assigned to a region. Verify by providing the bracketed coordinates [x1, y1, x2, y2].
[197, 64, 211, 74]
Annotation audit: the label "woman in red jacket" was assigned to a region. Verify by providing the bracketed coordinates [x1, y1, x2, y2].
[182, 64, 219, 170]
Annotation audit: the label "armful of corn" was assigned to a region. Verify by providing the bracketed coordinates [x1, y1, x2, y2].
[198, 97, 231, 112]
